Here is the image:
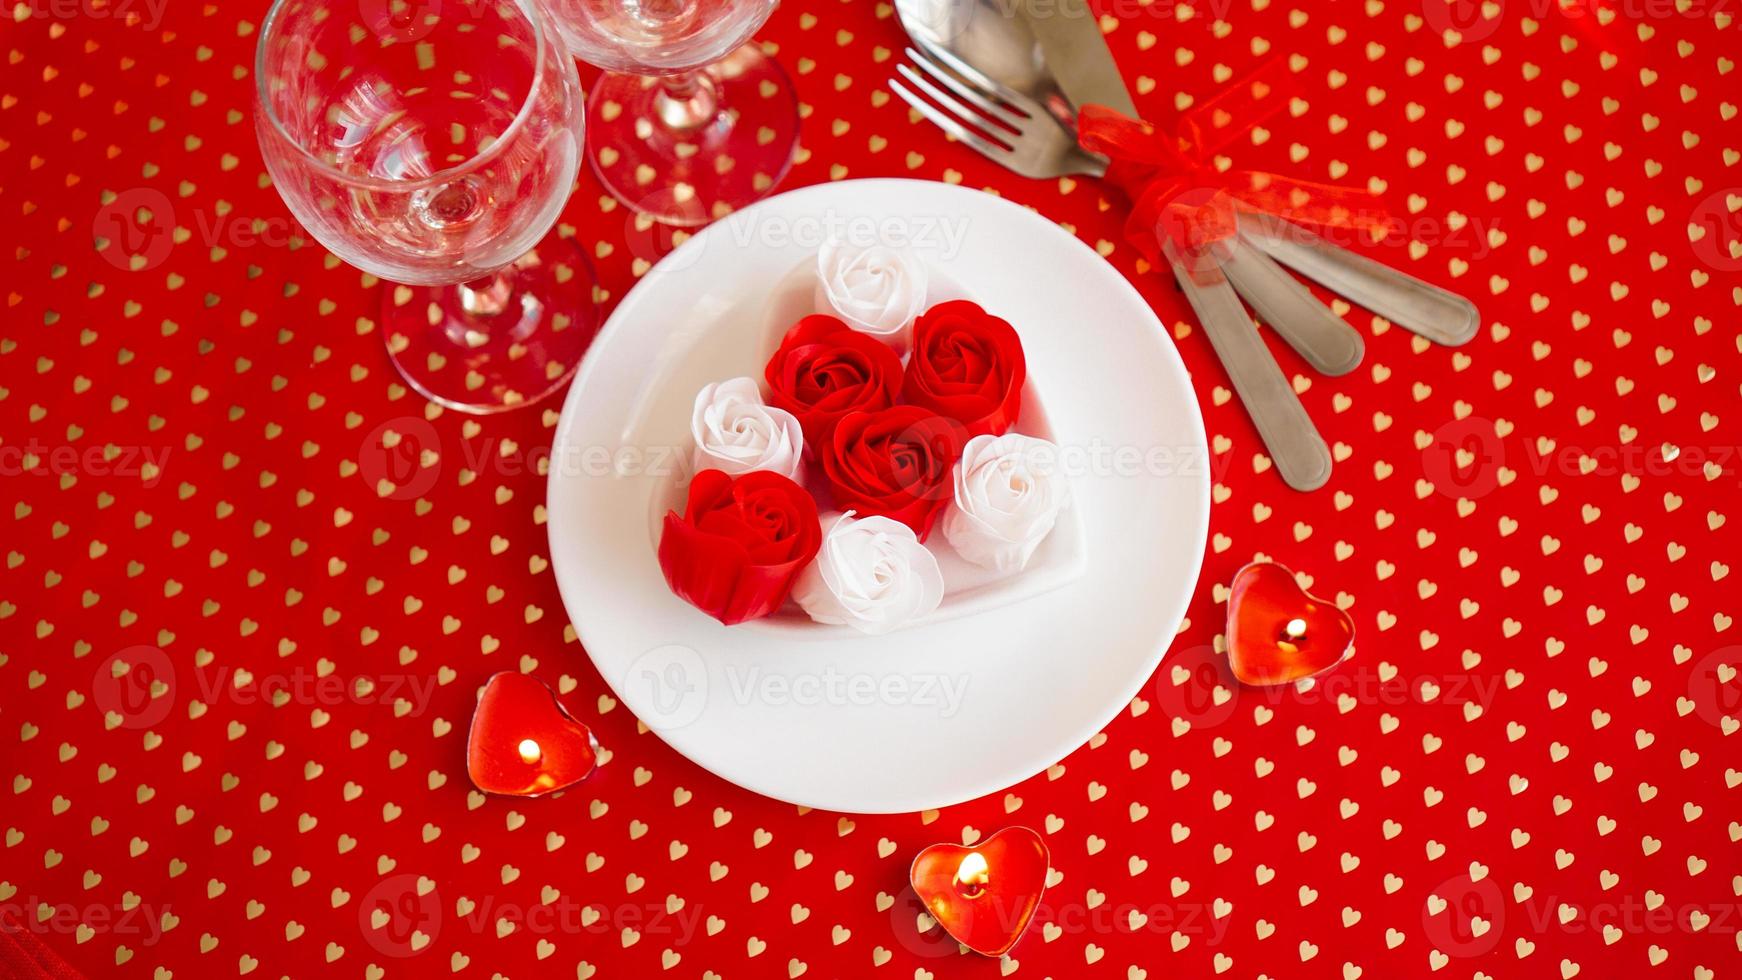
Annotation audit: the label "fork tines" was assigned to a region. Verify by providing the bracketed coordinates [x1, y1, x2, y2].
[890, 44, 1034, 159]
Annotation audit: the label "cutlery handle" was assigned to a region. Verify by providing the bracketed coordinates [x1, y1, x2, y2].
[1240, 214, 1480, 348]
[1220, 238, 1365, 376]
[1171, 259, 1333, 492]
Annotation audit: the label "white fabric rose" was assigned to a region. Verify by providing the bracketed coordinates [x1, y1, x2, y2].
[814, 238, 928, 347]
[690, 377, 804, 481]
[943, 433, 1070, 572]
[793, 512, 945, 635]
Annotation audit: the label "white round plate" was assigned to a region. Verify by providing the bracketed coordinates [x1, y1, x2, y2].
[548, 179, 1209, 814]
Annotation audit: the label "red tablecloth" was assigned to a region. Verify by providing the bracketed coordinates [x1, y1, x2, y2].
[3, 0, 1739, 977]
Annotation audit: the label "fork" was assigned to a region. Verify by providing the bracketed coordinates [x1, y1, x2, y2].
[889, 37, 1478, 351]
[890, 44, 1336, 490]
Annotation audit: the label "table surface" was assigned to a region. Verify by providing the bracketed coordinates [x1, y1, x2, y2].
[2, 0, 1740, 978]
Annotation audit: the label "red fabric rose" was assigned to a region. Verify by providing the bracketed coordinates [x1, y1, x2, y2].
[903, 300, 1026, 438]
[658, 469, 822, 625]
[764, 314, 904, 447]
[821, 407, 967, 541]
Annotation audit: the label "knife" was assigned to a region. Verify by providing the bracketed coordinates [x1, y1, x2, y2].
[1015, 0, 1335, 490]
[1016, 0, 1137, 118]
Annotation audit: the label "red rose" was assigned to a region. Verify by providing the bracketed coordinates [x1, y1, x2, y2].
[658, 469, 822, 625]
[821, 407, 967, 540]
[904, 300, 1026, 438]
[764, 314, 904, 447]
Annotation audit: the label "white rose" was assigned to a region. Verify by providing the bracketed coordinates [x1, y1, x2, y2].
[814, 238, 928, 346]
[690, 377, 804, 481]
[793, 512, 945, 635]
[943, 433, 1070, 572]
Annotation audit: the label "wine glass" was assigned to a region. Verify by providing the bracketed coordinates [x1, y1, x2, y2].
[537, 0, 799, 227]
[255, 0, 599, 413]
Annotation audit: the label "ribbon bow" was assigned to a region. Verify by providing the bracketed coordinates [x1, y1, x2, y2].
[1077, 62, 1395, 271]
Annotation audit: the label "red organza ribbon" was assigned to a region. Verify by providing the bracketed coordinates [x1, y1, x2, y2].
[1076, 62, 1396, 268]
[0, 908, 85, 979]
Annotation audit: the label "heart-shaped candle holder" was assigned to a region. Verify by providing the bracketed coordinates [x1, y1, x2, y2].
[466, 672, 598, 796]
[1225, 561, 1355, 686]
[909, 827, 1049, 957]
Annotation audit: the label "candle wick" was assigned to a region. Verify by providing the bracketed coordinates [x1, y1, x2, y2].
[954, 852, 991, 899]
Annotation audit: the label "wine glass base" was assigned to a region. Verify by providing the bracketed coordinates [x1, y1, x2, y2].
[380, 235, 601, 415]
[586, 44, 799, 227]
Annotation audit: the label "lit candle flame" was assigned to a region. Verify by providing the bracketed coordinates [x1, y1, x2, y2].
[517, 739, 542, 765]
[1283, 618, 1307, 640]
[954, 852, 990, 898]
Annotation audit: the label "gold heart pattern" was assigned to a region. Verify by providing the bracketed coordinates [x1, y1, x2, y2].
[0, 0, 1737, 977]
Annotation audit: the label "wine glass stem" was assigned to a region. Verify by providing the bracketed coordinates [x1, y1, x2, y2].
[655, 70, 719, 131]
[459, 274, 513, 318]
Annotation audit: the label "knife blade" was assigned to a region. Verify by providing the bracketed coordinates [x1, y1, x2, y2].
[1015, 0, 1137, 117]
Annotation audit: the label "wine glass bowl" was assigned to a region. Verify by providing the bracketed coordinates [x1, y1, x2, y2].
[539, 0, 771, 74]
[537, 0, 799, 226]
[256, 0, 601, 412]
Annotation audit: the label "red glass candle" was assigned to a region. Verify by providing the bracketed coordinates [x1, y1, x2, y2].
[909, 827, 1049, 957]
[466, 672, 598, 797]
[1225, 561, 1355, 686]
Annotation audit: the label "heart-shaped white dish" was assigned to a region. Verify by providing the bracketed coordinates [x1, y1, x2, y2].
[646, 258, 1088, 637]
